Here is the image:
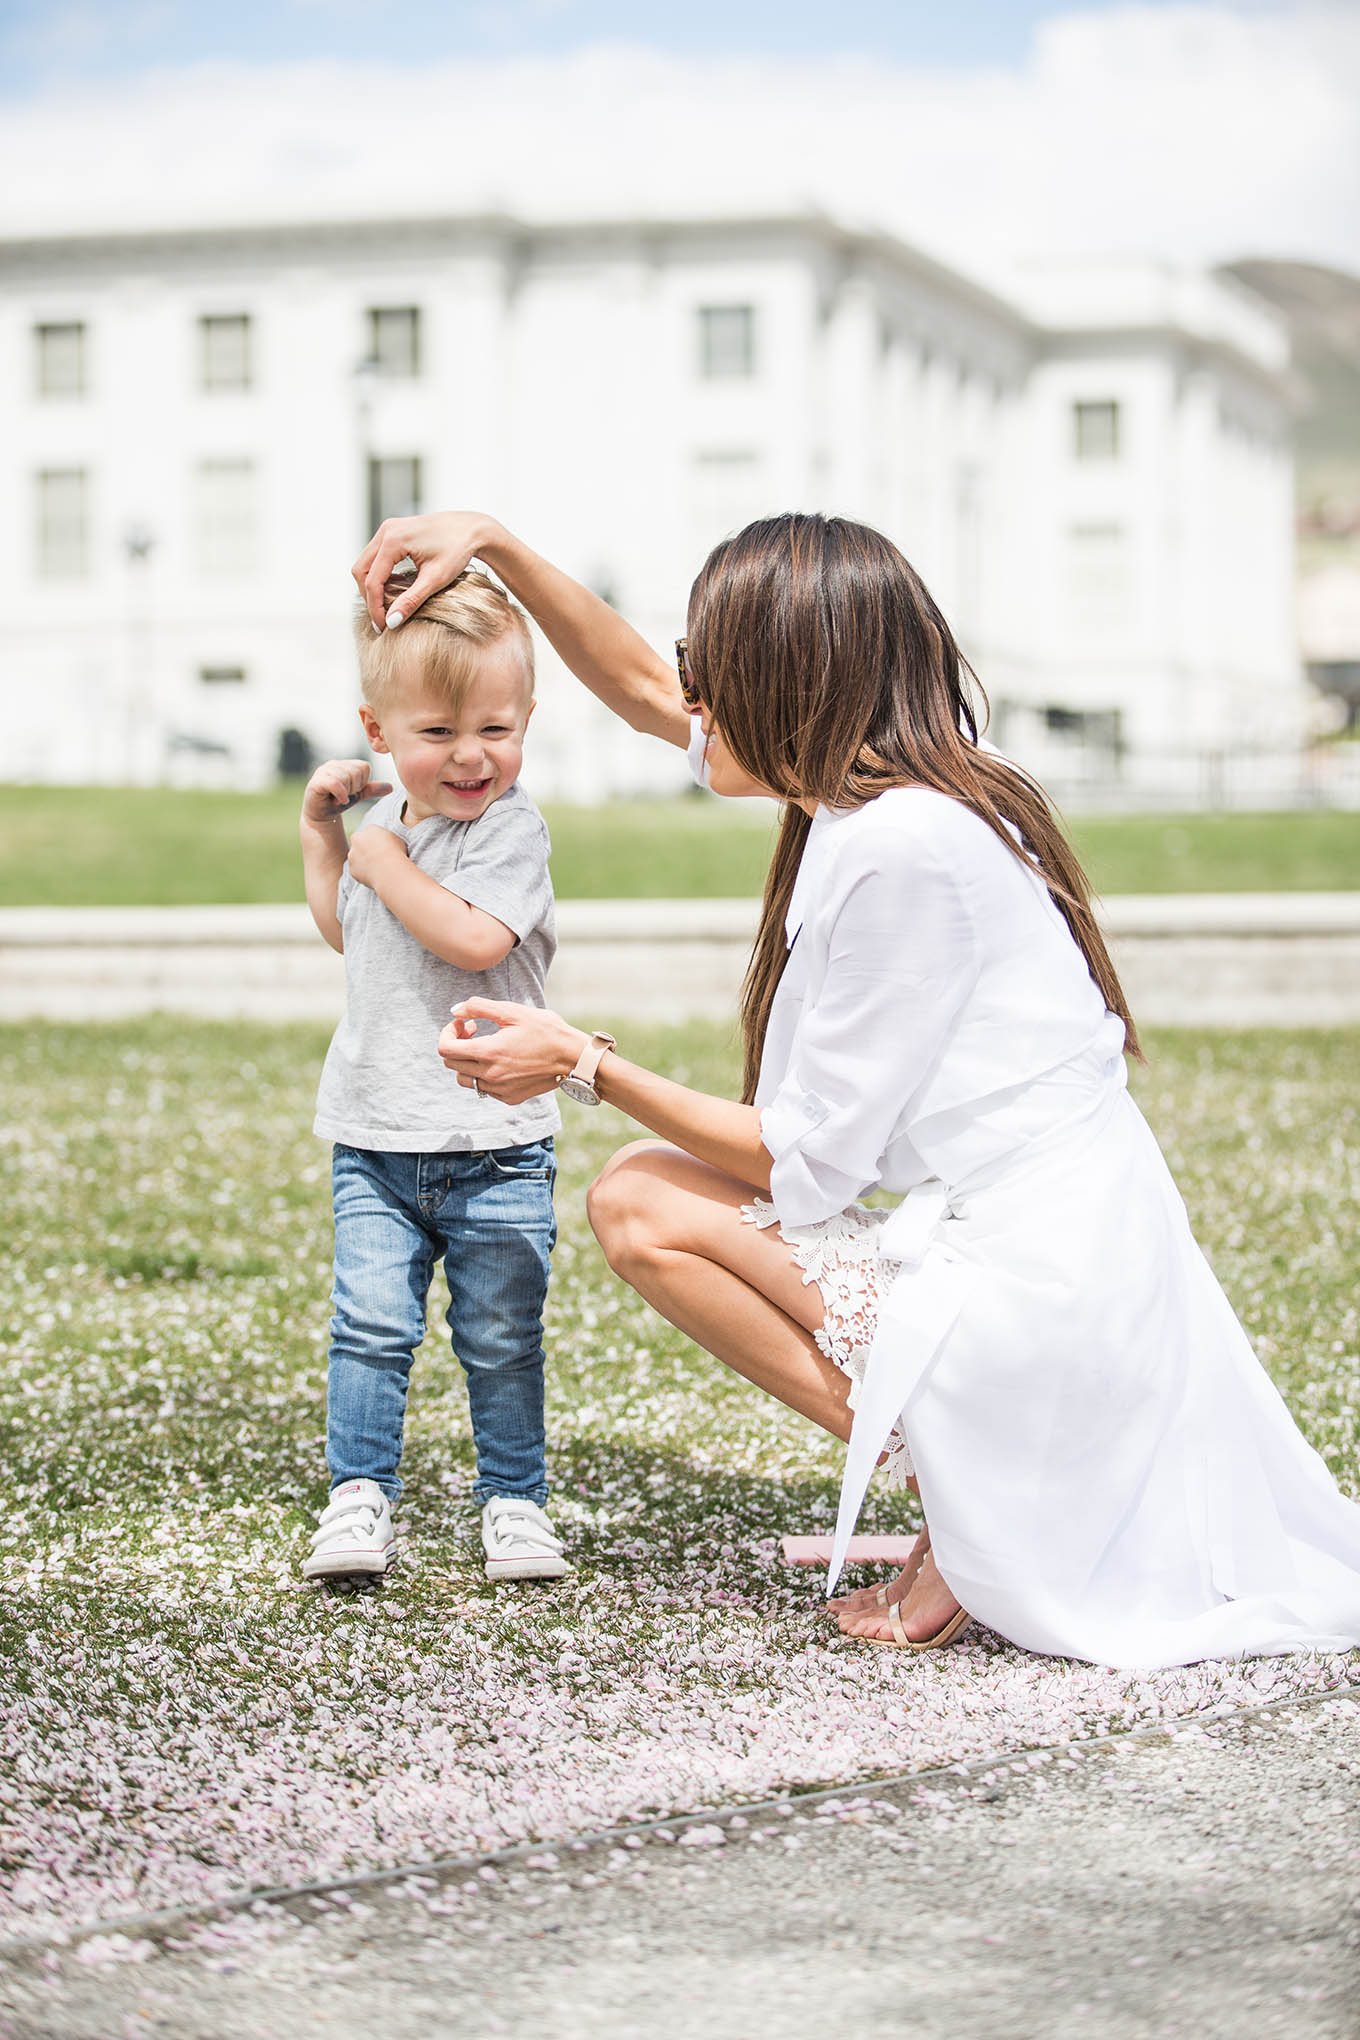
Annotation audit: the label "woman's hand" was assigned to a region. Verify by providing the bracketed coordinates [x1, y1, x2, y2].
[352, 509, 689, 748]
[444, 998, 772, 1187]
[439, 999, 587, 1104]
[346, 824, 408, 891]
[352, 512, 507, 632]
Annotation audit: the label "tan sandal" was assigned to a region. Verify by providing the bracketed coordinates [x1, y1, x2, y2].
[832, 1530, 932, 1616]
[864, 1598, 972, 1651]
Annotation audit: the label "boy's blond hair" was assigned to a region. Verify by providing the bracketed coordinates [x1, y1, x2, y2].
[354, 571, 534, 712]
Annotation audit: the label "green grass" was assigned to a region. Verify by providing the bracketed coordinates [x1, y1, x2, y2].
[0, 1018, 1356, 1930]
[1, 786, 1357, 908]
[3, 1019, 1353, 1510]
[0, 786, 777, 908]
[1067, 809, 1360, 895]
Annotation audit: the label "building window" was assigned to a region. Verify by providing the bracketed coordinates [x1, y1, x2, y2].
[199, 665, 247, 685]
[1073, 400, 1120, 460]
[689, 450, 767, 557]
[35, 322, 86, 397]
[367, 455, 422, 532]
[1066, 522, 1132, 637]
[200, 314, 252, 392]
[36, 468, 89, 577]
[195, 458, 258, 577]
[698, 305, 756, 380]
[366, 306, 421, 378]
[1043, 705, 1125, 760]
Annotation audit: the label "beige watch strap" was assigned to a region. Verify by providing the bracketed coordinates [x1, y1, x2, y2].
[570, 1031, 616, 1089]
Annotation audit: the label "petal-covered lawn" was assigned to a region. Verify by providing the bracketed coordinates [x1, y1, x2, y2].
[0, 1020, 1357, 1940]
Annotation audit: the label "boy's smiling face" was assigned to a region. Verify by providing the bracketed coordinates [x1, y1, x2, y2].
[359, 639, 534, 826]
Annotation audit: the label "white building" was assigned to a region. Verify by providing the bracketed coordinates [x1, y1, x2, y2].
[0, 209, 1303, 802]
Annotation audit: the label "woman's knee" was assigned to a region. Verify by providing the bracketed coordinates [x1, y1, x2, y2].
[586, 1143, 680, 1271]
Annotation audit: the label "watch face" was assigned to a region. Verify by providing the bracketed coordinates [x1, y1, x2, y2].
[558, 1076, 600, 1106]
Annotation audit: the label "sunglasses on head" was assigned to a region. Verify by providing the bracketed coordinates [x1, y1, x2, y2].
[675, 637, 702, 711]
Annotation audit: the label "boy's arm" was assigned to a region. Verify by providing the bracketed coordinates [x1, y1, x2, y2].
[299, 759, 393, 953]
[300, 817, 347, 953]
[346, 826, 516, 971]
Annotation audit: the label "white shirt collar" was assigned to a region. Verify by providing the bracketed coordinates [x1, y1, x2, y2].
[785, 805, 850, 948]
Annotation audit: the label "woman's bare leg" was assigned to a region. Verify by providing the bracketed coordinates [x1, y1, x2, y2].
[586, 1141, 854, 1440]
[588, 1142, 961, 1641]
[825, 1526, 930, 1613]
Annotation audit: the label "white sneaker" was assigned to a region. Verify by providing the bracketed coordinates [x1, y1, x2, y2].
[302, 1479, 397, 1580]
[481, 1496, 572, 1581]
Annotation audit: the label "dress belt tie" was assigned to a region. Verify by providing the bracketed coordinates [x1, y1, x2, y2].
[826, 1176, 965, 1594]
[874, 1178, 951, 1270]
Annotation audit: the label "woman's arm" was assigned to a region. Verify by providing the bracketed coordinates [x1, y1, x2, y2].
[352, 513, 692, 750]
[437, 999, 773, 1193]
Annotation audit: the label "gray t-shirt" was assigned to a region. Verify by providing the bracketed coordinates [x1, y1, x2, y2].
[313, 782, 561, 1153]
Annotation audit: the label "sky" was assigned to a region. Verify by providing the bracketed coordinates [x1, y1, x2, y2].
[0, 0, 1296, 89]
[0, 0, 1356, 282]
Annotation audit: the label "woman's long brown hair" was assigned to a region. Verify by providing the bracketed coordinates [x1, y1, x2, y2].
[686, 514, 1141, 1103]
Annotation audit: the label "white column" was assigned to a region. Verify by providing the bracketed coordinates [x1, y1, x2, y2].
[820, 274, 881, 524]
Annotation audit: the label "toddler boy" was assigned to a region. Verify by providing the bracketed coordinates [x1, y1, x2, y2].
[298, 572, 567, 1584]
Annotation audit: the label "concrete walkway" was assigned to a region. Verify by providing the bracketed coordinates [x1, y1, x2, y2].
[1, 1688, 1357, 2040]
[3, 894, 1360, 1025]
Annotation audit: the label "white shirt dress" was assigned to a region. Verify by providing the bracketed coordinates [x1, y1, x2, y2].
[748, 787, 1360, 1670]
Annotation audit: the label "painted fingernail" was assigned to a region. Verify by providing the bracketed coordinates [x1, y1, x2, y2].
[386, 609, 405, 630]
[371, 620, 382, 634]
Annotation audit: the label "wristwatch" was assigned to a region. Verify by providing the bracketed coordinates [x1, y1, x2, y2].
[558, 1031, 616, 1106]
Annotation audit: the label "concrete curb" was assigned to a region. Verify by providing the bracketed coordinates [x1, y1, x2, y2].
[3, 1676, 1357, 1965]
[1, 895, 1359, 1026]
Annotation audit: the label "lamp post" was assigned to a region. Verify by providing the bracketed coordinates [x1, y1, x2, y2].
[352, 354, 382, 543]
[122, 521, 156, 784]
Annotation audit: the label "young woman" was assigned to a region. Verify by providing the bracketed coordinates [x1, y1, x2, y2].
[354, 509, 1360, 1668]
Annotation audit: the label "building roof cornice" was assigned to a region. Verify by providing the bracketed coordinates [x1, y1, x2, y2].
[0, 206, 1289, 392]
[0, 204, 1032, 322]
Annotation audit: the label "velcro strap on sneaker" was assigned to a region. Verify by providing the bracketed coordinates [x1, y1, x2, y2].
[309, 1488, 388, 1551]
[487, 1507, 564, 1555]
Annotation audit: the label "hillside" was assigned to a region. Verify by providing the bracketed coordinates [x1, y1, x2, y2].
[1220, 258, 1360, 529]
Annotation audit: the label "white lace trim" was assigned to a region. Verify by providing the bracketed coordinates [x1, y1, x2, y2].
[741, 1196, 915, 1487]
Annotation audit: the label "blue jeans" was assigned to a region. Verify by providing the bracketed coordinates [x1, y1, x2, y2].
[326, 1141, 557, 1506]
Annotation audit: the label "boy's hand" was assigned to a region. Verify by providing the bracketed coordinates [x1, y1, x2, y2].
[301, 760, 393, 826]
[346, 823, 408, 891]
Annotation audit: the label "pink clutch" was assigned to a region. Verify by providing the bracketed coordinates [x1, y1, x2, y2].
[780, 1534, 921, 1565]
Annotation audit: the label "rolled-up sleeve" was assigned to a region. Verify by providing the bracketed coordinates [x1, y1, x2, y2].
[760, 820, 978, 1227]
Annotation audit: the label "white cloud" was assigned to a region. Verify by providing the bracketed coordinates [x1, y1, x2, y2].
[0, 4, 1356, 281]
